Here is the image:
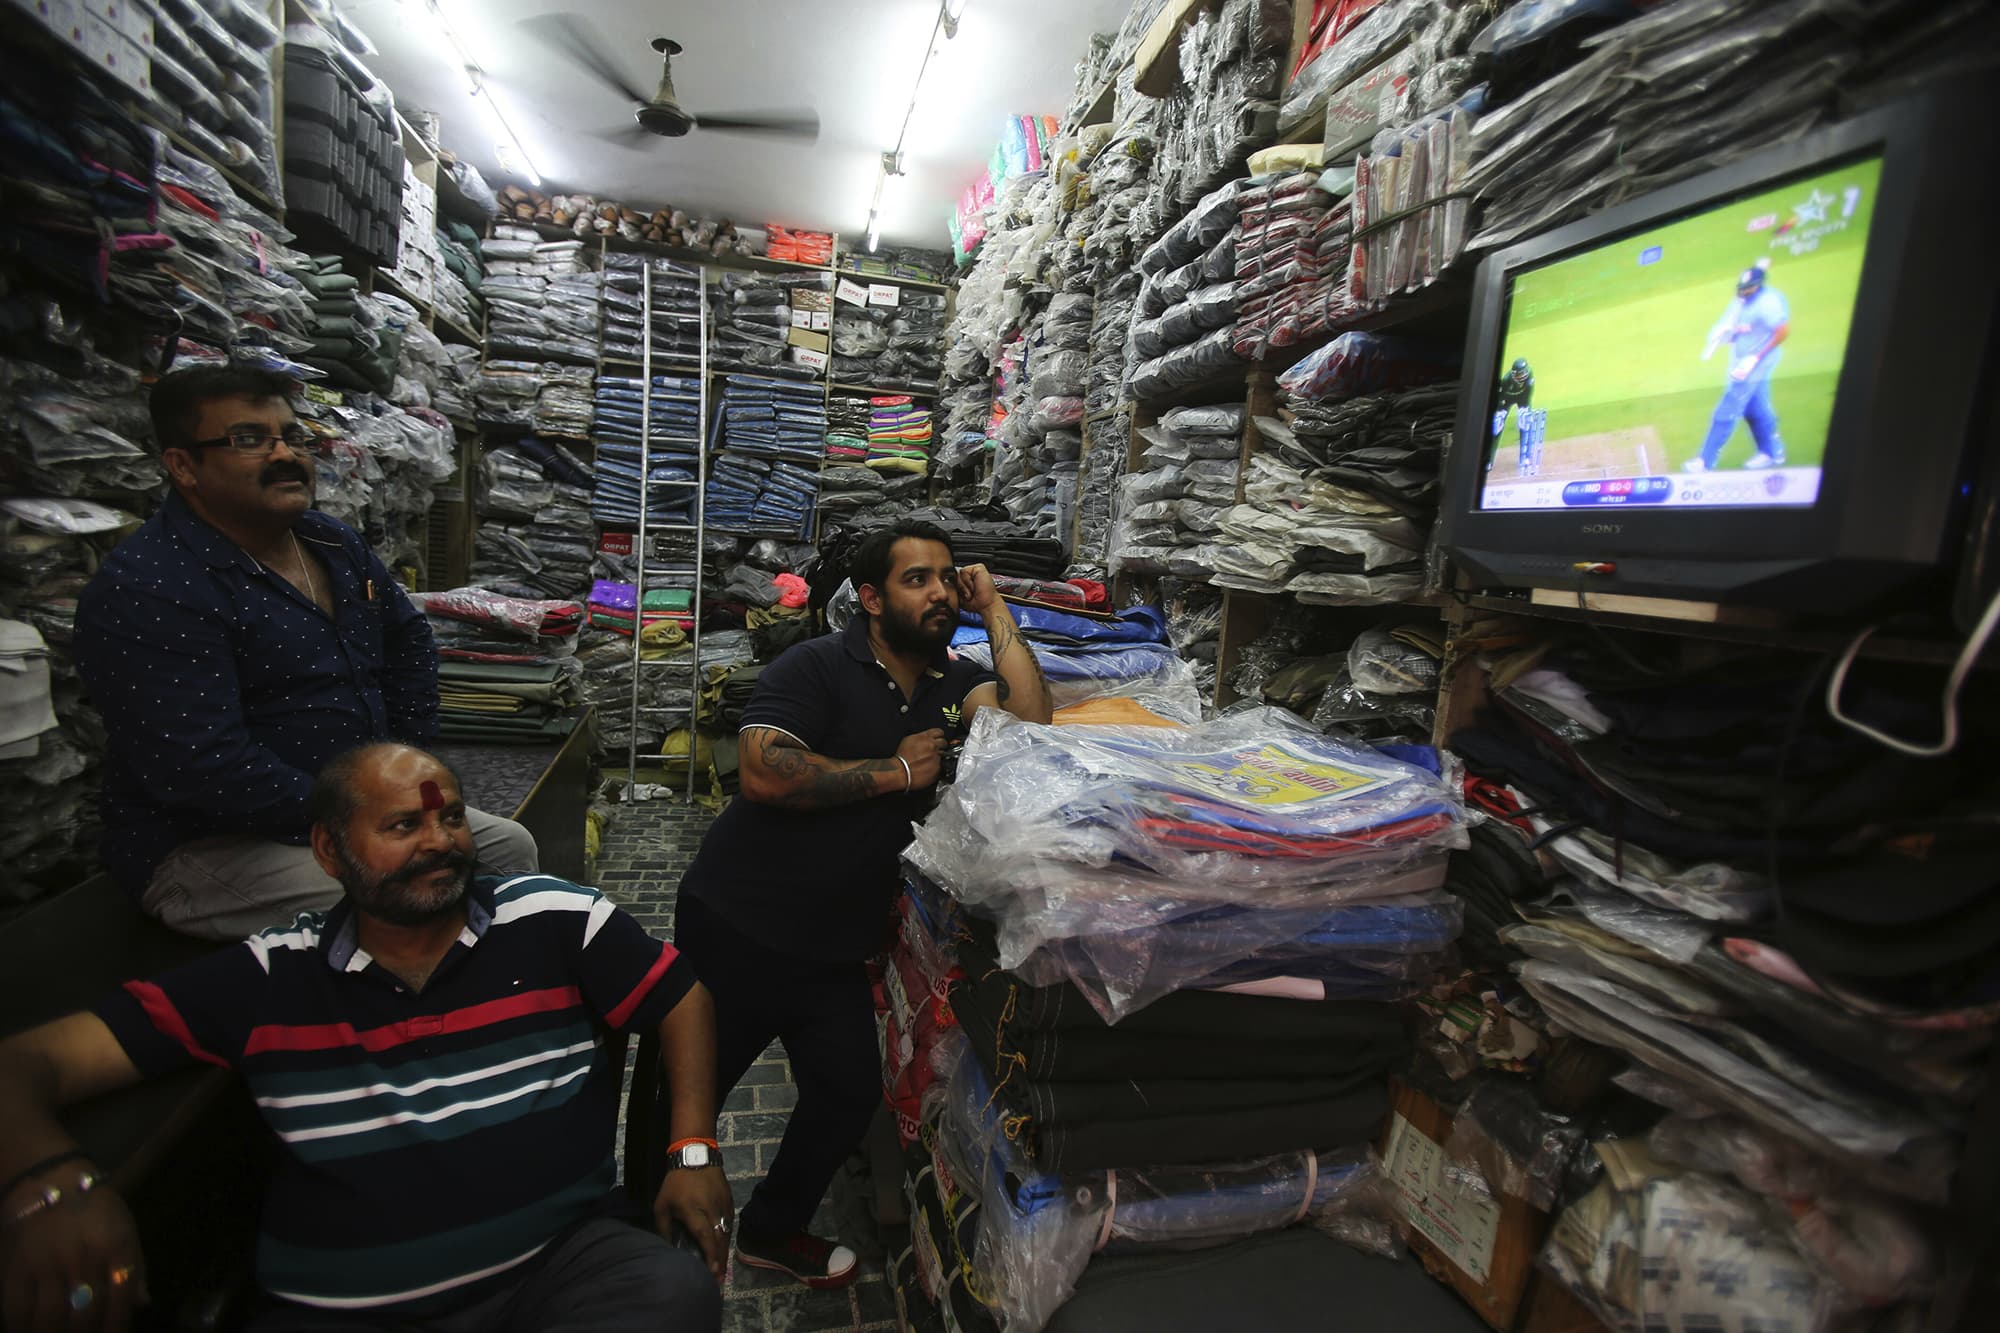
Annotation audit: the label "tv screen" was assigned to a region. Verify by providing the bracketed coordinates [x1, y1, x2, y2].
[1478, 154, 1883, 514]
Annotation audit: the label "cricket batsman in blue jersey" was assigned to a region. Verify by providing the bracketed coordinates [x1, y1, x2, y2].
[1689, 259, 1789, 472]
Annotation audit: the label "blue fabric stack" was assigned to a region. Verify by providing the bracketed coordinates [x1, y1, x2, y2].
[703, 376, 827, 539]
[590, 376, 701, 530]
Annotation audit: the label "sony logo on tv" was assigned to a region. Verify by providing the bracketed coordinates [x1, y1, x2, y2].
[1580, 523, 1624, 534]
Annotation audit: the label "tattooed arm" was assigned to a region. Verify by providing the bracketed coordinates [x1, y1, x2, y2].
[969, 603, 1053, 725]
[739, 726, 945, 809]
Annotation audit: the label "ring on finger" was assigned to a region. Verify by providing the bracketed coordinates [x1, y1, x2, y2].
[69, 1282, 95, 1312]
[109, 1266, 136, 1287]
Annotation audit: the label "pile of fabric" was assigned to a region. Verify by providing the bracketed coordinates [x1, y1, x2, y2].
[479, 229, 601, 365]
[1447, 639, 1987, 1326]
[1139, 0, 1288, 232]
[704, 376, 826, 538]
[601, 253, 702, 370]
[1128, 180, 1246, 400]
[709, 272, 831, 380]
[830, 287, 947, 394]
[1202, 336, 1456, 603]
[950, 602, 1186, 715]
[157, 0, 284, 203]
[590, 375, 700, 531]
[433, 218, 485, 334]
[1109, 404, 1242, 582]
[1231, 169, 1354, 361]
[894, 709, 1467, 1326]
[837, 246, 952, 284]
[824, 394, 871, 468]
[434, 659, 579, 745]
[764, 224, 832, 265]
[866, 396, 936, 477]
[295, 257, 405, 394]
[471, 437, 594, 601]
[416, 587, 582, 680]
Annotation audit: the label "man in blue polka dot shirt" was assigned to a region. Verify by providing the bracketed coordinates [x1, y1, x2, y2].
[75, 367, 539, 939]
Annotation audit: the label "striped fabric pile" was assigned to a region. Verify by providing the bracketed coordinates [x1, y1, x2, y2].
[866, 395, 934, 476]
[825, 393, 871, 466]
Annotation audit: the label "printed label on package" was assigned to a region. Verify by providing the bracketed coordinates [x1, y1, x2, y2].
[1091, 738, 1398, 809]
[790, 308, 811, 328]
[835, 277, 870, 307]
[1383, 1115, 1500, 1285]
[302, 385, 344, 407]
[868, 283, 900, 307]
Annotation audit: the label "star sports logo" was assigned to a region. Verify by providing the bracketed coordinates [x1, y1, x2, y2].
[1793, 188, 1834, 225]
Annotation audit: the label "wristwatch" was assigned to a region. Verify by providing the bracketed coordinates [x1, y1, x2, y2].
[666, 1138, 718, 1170]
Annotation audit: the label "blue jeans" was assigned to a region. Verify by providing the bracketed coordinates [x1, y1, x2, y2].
[1700, 368, 1784, 466]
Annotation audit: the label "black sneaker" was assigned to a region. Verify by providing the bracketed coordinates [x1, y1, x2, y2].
[735, 1228, 859, 1289]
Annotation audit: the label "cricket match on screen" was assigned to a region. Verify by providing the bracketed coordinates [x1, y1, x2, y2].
[1479, 155, 1882, 513]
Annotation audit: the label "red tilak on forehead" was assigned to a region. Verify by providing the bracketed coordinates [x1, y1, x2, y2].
[419, 780, 444, 811]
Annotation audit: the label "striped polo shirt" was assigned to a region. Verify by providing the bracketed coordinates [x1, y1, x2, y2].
[94, 873, 695, 1314]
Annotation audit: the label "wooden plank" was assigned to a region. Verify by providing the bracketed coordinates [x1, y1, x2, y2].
[1431, 597, 1487, 748]
[1134, 0, 1216, 98]
[1527, 586, 1781, 626]
[1213, 589, 1273, 708]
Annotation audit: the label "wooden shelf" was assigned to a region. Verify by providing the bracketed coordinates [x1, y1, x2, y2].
[829, 383, 937, 400]
[1073, 77, 1118, 130]
[830, 266, 953, 292]
[1453, 592, 1981, 667]
[434, 312, 482, 347]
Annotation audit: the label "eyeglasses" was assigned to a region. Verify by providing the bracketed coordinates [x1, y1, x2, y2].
[187, 427, 317, 457]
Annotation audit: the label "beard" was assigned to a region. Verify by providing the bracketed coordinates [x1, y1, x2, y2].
[879, 599, 956, 655]
[333, 838, 473, 926]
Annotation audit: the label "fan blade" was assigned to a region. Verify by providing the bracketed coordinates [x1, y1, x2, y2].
[692, 110, 821, 140]
[521, 13, 652, 106]
[592, 121, 658, 149]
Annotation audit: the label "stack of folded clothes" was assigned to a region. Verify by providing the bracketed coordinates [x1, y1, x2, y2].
[835, 508, 1067, 580]
[531, 364, 596, 439]
[1203, 339, 1456, 603]
[704, 376, 826, 538]
[585, 580, 695, 638]
[432, 219, 485, 333]
[575, 614, 693, 758]
[824, 393, 872, 467]
[830, 288, 947, 394]
[472, 438, 595, 600]
[1447, 636, 1987, 1326]
[895, 708, 1468, 1327]
[709, 272, 831, 380]
[1230, 170, 1349, 363]
[434, 659, 579, 745]
[415, 588, 583, 672]
[1127, 180, 1247, 401]
[950, 603, 1188, 714]
[480, 229, 601, 365]
[591, 375, 701, 530]
[866, 396, 935, 476]
[600, 253, 702, 370]
[1110, 404, 1243, 582]
[296, 256, 403, 394]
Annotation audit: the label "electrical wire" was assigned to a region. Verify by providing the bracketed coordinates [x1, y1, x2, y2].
[1824, 583, 2000, 757]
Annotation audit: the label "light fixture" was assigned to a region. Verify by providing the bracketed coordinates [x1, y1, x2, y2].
[942, 0, 969, 40]
[866, 151, 904, 253]
[403, 0, 544, 185]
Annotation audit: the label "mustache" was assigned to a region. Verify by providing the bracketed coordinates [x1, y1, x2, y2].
[386, 849, 471, 885]
[261, 460, 312, 487]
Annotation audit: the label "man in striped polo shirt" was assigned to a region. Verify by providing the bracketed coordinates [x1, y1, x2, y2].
[0, 743, 730, 1331]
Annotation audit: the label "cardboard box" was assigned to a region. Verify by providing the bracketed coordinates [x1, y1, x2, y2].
[867, 282, 900, 308]
[789, 347, 829, 373]
[791, 288, 832, 313]
[834, 277, 870, 307]
[91, 0, 150, 45]
[786, 327, 829, 354]
[1379, 1080, 1552, 1331]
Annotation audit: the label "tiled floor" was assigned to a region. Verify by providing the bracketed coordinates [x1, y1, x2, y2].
[594, 790, 900, 1333]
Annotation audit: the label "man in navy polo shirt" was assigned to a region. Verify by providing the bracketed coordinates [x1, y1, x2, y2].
[0, 743, 730, 1331]
[75, 366, 537, 940]
[674, 518, 1051, 1287]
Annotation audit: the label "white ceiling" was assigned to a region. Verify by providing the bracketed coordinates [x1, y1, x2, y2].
[336, 0, 1126, 251]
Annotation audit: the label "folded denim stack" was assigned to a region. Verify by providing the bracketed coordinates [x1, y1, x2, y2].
[1230, 171, 1351, 363]
[481, 230, 601, 365]
[601, 254, 703, 369]
[1447, 645, 1984, 1322]
[709, 272, 831, 381]
[1110, 404, 1243, 582]
[866, 396, 934, 477]
[1128, 180, 1248, 402]
[897, 709, 1466, 1326]
[830, 290, 947, 394]
[591, 375, 701, 531]
[704, 376, 826, 538]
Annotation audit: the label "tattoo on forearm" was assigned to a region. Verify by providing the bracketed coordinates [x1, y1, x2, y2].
[753, 731, 894, 809]
[986, 621, 1048, 701]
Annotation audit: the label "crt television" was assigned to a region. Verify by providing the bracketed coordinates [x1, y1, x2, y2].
[1441, 82, 1999, 613]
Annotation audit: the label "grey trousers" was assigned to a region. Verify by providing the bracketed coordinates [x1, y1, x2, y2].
[142, 808, 539, 940]
[247, 1218, 722, 1332]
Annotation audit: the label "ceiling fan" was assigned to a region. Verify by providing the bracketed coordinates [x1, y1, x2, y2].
[524, 14, 820, 145]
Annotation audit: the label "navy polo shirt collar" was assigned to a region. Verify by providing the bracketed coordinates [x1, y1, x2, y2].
[323, 877, 497, 975]
[843, 611, 951, 677]
[161, 490, 348, 572]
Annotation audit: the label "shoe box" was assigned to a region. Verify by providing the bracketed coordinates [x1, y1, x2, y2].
[282, 42, 402, 266]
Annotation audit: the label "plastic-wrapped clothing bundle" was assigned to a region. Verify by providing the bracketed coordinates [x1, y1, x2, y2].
[704, 375, 827, 538]
[905, 707, 1467, 1020]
